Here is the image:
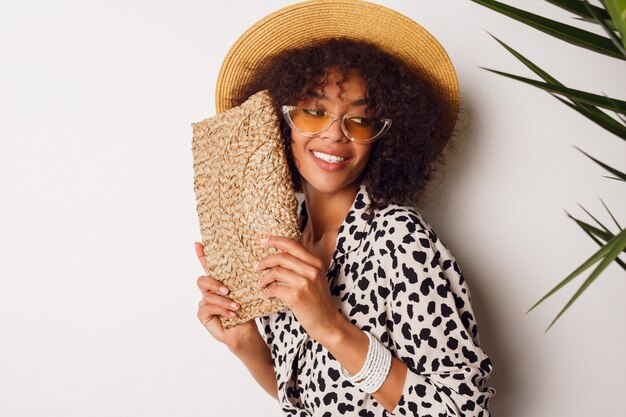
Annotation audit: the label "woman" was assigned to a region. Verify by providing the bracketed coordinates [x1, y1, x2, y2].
[196, 1, 495, 416]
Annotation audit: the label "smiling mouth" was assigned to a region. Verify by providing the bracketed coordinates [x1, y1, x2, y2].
[311, 150, 348, 163]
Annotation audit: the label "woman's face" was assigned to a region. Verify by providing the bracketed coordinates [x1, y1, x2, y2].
[289, 68, 374, 196]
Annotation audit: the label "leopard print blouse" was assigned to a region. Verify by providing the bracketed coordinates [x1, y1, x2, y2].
[256, 183, 496, 416]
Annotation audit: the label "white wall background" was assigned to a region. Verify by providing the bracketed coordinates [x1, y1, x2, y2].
[1, 0, 624, 416]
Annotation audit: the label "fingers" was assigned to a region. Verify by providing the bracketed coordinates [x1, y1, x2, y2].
[198, 292, 239, 318]
[196, 274, 239, 320]
[260, 235, 323, 269]
[257, 266, 301, 290]
[197, 301, 237, 320]
[194, 241, 209, 274]
[194, 243, 240, 334]
[261, 279, 291, 303]
[199, 291, 240, 310]
[196, 276, 238, 319]
[196, 275, 230, 295]
[255, 252, 320, 278]
[197, 301, 236, 318]
[197, 310, 220, 329]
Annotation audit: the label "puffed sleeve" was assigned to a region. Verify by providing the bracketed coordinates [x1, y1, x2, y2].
[373, 209, 496, 416]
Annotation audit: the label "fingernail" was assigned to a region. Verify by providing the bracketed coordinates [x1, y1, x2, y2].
[256, 279, 262, 288]
[219, 286, 229, 295]
[253, 262, 259, 270]
[229, 311, 237, 317]
[260, 237, 269, 244]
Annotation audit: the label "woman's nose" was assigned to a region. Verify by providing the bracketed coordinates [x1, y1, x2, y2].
[321, 118, 348, 142]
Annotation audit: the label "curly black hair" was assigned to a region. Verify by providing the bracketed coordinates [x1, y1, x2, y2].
[234, 38, 453, 213]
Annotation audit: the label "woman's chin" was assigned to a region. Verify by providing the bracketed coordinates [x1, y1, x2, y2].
[301, 176, 361, 196]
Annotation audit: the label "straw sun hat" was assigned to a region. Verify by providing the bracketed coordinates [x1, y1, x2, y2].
[193, 0, 459, 328]
[216, 0, 459, 136]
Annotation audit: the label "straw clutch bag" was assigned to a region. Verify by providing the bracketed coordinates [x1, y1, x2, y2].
[191, 90, 300, 328]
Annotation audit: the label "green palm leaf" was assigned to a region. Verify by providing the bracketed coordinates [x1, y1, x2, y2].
[545, 0, 611, 20]
[485, 34, 626, 139]
[574, 16, 617, 30]
[605, 0, 626, 50]
[566, 212, 626, 272]
[567, 211, 612, 242]
[543, 228, 626, 332]
[583, 0, 626, 56]
[527, 228, 626, 315]
[470, 0, 625, 59]
[599, 198, 622, 230]
[573, 146, 626, 181]
[553, 95, 626, 140]
[577, 204, 612, 234]
[480, 68, 626, 113]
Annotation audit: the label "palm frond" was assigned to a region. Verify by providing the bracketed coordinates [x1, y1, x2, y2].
[480, 68, 626, 113]
[583, 0, 626, 56]
[485, 34, 626, 139]
[470, 0, 625, 59]
[543, 228, 626, 332]
[573, 146, 626, 181]
[546, 0, 611, 20]
[527, 228, 626, 315]
[604, 0, 626, 50]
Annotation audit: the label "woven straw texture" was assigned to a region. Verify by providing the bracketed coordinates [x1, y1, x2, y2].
[215, 0, 459, 139]
[191, 90, 300, 328]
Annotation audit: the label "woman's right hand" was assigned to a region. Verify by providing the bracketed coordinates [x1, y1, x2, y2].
[195, 241, 260, 351]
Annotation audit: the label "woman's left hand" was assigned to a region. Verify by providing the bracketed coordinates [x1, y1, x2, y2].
[255, 235, 342, 341]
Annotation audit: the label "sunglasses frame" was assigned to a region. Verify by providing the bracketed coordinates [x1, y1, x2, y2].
[281, 105, 392, 144]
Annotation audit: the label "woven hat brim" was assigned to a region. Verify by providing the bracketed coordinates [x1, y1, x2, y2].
[215, 0, 459, 136]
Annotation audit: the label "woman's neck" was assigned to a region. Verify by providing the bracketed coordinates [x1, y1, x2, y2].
[301, 181, 359, 243]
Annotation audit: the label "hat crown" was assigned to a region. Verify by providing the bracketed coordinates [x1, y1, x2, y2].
[216, 0, 459, 136]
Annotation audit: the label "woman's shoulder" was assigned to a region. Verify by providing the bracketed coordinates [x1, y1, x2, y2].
[369, 201, 440, 243]
[364, 201, 464, 274]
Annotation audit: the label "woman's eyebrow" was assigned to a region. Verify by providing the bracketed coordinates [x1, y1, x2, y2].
[308, 91, 368, 105]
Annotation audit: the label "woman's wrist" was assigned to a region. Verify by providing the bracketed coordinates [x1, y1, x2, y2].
[312, 310, 407, 411]
[228, 327, 274, 374]
[310, 309, 354, 351]
[226, 324, 264, 354]
[226, 323, 278, 400]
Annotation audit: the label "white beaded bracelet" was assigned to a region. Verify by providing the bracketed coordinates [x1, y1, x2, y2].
[339, 330, 392, 393]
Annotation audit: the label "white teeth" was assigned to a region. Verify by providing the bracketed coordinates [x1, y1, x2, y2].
[312, 151, 346, 163]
